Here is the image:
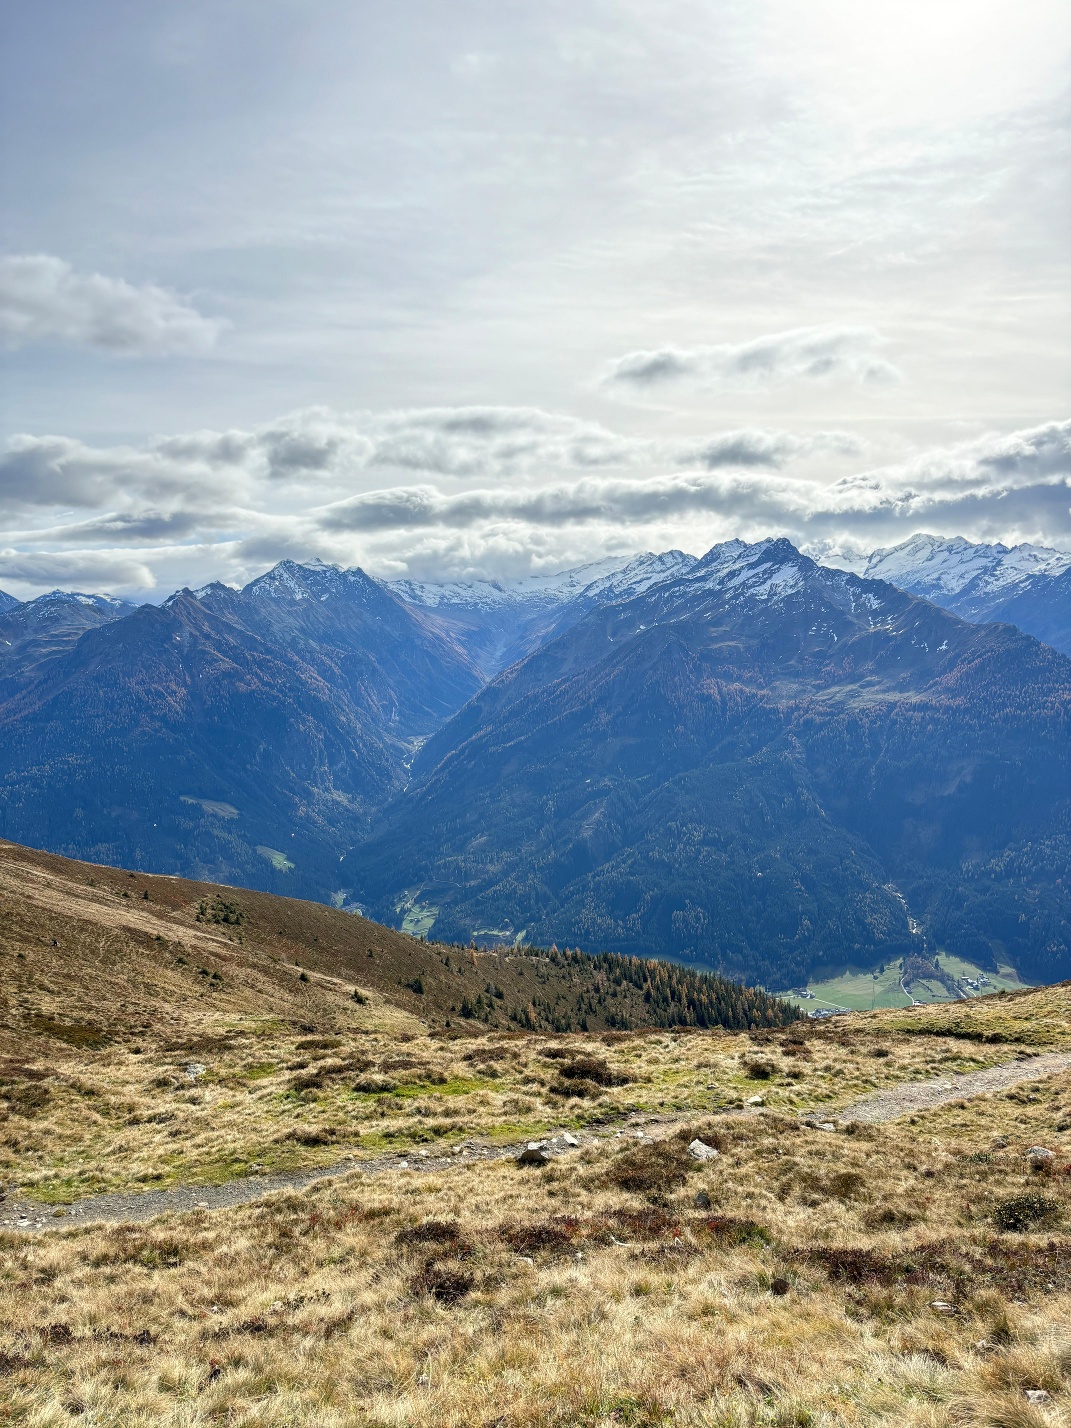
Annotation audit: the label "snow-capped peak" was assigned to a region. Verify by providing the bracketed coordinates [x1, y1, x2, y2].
[31, 590, 132, 612]
[243, 559, 379, 603]
[683, 538, 807, 605]
[577, 550, 698, 604]
[863, 534, 1071, 599]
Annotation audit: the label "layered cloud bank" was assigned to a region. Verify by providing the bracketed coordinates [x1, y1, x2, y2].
[0, 406, 1068, 596]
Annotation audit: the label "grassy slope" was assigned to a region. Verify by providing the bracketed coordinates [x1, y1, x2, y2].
[1, 840, 1070, 1425]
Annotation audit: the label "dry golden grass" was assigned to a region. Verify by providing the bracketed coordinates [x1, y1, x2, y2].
[2, 840, 1070, 1423]
[3, 1008, 1050, 1204]
[2, 1081, 1070, 1426]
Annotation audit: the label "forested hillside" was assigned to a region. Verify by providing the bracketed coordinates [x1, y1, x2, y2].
[357, 540, 1071, 989]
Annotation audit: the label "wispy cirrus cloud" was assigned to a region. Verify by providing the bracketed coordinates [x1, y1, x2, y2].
[602, 326, 902, 392]
[0, 254, 224, 356]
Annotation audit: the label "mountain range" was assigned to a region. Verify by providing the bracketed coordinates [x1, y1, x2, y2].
[0, 532, 1069, 989]
[358, 538, 1071, 989]
[860, 534, 1071, 656]
[386, 550, 697, 677]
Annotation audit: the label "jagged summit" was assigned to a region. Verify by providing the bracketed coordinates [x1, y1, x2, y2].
[863, 533, 1071, 599]
[685, 537, 810, 602]
[243, 558, 383, 603]
[30, 589, 131, 611]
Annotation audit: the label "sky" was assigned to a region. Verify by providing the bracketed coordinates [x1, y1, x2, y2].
[0, 0, 1068, 599]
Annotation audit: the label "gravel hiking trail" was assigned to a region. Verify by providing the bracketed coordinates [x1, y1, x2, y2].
[5, 1050, 1070, 1233]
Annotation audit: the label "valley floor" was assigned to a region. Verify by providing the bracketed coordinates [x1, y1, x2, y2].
[786, 957, 1031, 1015]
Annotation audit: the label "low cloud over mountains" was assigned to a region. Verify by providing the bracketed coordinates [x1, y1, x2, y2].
[0, 405, 1068, 599]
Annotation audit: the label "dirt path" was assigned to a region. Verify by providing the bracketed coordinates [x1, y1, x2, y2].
[833, 1048, 1071, 1124]
[5, 1050, 1069, 1233]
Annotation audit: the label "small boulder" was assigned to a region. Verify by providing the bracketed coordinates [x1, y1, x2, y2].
[745, 1095, 765, 1107]
[559, 1132, 580, 1147]
[694, 1190, 712, 1210]
[518, 1143, 550, 1167]
[1025, 1389, 1051, 1405]
[688, 1139, 719, 1162]
[770, 1277, 790, 1296]
[1025, 1146, 1055, 1167]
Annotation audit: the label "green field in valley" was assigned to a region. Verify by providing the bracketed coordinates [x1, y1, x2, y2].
[784, 953, 1030, 1013]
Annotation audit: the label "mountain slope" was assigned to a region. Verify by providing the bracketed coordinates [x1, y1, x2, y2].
[0, 837, 799, 1057]
[863, 534, 1071, 655]
[0, 563, 482, 899]
[390, 551, 697, 676]
[355, 539, 1071, 989]
[0, 590, 136, 695]
[194, 559, 481, 739]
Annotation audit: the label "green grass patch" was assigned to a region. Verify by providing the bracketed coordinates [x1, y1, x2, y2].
[379, 1076, 489, 1100]
[257, 845, 295, 872]
[785, 955, 1031, 1013]
[396, 893, 439, 937]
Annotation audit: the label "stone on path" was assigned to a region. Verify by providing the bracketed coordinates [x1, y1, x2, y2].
[517, 1143, 550, 1167]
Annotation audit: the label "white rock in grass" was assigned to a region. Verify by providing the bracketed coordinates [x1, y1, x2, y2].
[517, 1145, 550, 1167]
[745, 1095, 765, 1106]
[1025, 1146, 1055, 1164]
[559, 1132, 580, 1147]
[688, 1139, 719, 1162]
[1025, 1389, 1051, 1404]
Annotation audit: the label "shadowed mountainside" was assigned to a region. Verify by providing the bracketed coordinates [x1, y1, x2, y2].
[357, 539, 1071, 989]
[0, 565, 482, 899]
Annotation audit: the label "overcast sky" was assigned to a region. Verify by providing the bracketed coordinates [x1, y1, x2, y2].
[1, 0, 1068, 598]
